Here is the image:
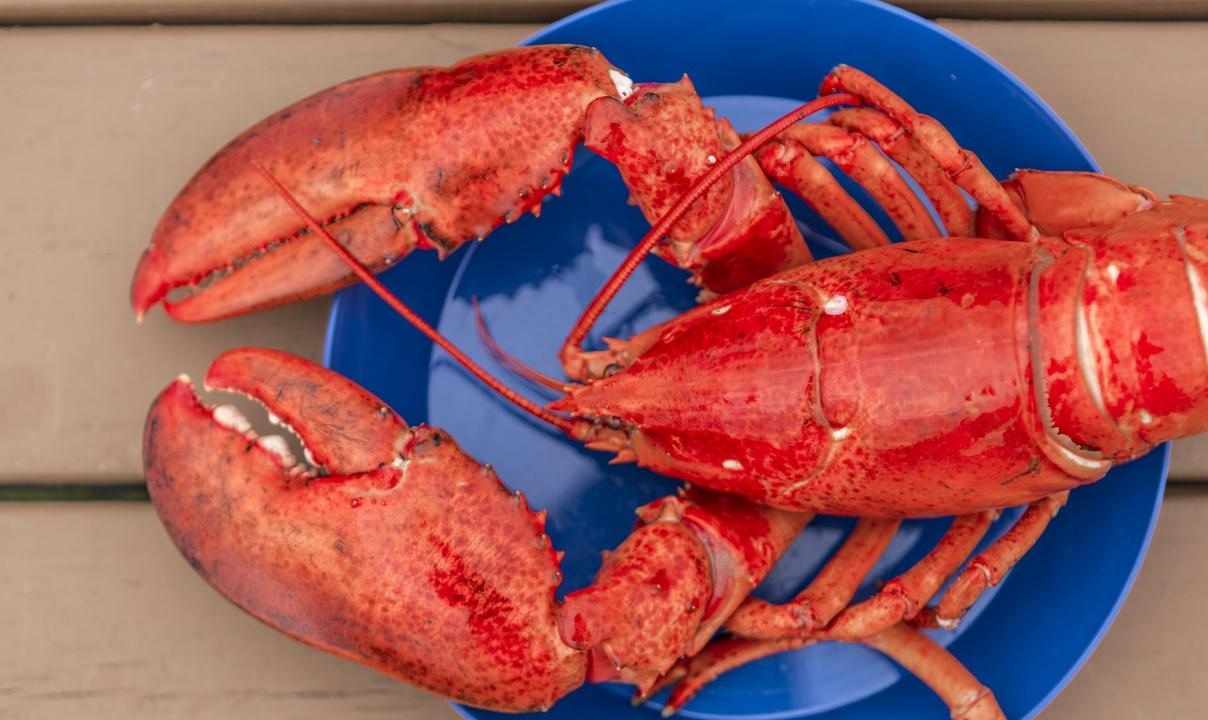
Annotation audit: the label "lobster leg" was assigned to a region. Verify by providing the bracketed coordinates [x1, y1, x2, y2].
[650, 625, 1004, 719]
[755, 123, 939, 246]
[753, 137, 891, 249]
[643, 636, 815, 714]
[863, 624, 1005, 720]
[725, 511, 996, 642]
[724, 517, 900, 638]
[828, 107, 974, 237]
[923, 492, 1070, 629]
[821, 511, 998, 641]
[820, 65, 1035, 241]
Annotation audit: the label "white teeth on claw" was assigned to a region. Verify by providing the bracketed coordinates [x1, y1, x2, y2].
[213, 405, 253, 435]
[257, 435, 297, 468]
[207, 392, 317, 475]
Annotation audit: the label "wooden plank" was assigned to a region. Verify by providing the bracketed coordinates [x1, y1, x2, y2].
[0, 0, 588, 24]
[3, 0, 1208, 25]
[4, 21, 1208, 482]
[3, 490, 1206, 718]
[0, 502, 456, 719]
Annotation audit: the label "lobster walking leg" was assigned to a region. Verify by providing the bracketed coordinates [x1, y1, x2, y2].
[753, 138, 891, 249]
[863, 624, 1005, 720]
[644, 636, 814, 713]
[927, 492, 1070, 628]
[829, 107, 975, 237]
[756, 123, 939, 245]
[724, 511, 995, 642]
[820, 65, 1035, 241]
[650, 625, 1004, 719]
[724, 517, 900, 639]
[822, 511, 998, 641]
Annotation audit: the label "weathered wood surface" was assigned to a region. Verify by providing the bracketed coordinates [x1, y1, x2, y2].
[3, 20, 1208, 482]
[3, 0, 1208, 24]
[3, 489, 1205, 718]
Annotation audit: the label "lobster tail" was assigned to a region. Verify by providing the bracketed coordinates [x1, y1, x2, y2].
[1049, 197, 1208, 457]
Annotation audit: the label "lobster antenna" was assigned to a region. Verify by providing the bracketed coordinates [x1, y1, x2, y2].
[251, 162, 577, 434]
[471, 297, 572, 393]
[561, 91, 861, 356]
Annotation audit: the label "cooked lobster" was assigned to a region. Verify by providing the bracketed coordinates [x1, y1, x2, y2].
[133, 44, 1207, 718]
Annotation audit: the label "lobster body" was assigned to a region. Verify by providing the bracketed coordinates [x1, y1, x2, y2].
[561, 199, 1208, 516]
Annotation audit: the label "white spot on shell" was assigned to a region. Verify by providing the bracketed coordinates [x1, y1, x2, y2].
[722, 459, 744, 471]
[937, 616, 960, 630]
[706, 154, 718, 165]
[824, 294, 849, 315]
[213, 405, 252, 434]
[1140, 410, 1154, 425]
[609, 69, 634, 100]
[831, 426, 852, 441]
[1106, 263, 1120, 283]
[711, 304, 731, 316]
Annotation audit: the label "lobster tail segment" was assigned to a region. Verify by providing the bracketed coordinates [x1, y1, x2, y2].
[1052, 197, 1208, 457]
[133, 45, 627, 322]
[144, 349, 585, 711]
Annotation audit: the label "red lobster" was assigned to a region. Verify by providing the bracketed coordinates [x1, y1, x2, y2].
[134, 45, 1207, 718]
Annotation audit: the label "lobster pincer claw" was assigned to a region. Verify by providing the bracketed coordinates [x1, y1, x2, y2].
[144, 348, 585, 711]
[132, 45, 630, 322]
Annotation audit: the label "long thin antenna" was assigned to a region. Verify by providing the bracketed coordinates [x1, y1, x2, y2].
[251, 162, 576, 433]
[472, 297, 572, 393]
[560, 92, 860, 358]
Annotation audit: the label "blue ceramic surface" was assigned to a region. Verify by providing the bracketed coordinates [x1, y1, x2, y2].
[325, 1, 1168, 717]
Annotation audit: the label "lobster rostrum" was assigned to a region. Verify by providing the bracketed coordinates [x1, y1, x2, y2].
[134, 43, 1208, 717]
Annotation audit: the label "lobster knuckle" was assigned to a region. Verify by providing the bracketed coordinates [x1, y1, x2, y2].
[134, 45, 625, 322]
[583, 76, 808, 294]
[144, 350, 584, 711]
[584, 76, 732, 244]
[559, 519, 711, 691]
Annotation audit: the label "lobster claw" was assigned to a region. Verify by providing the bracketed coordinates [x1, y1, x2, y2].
[133, 45, 629, 322]
[144, 348, 585, 710]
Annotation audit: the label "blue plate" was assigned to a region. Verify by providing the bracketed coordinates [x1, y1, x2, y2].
[325, 1, 1168, 718]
